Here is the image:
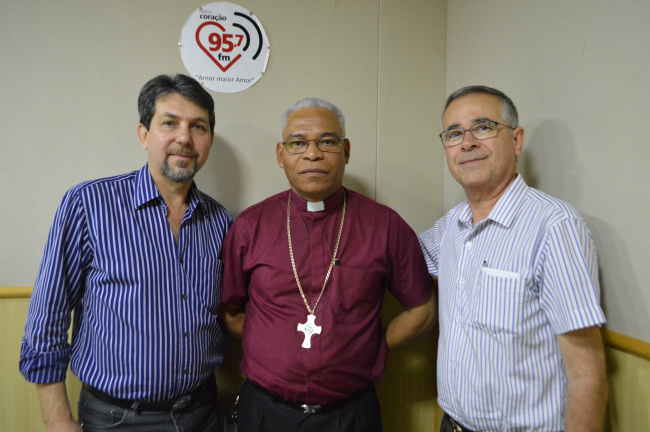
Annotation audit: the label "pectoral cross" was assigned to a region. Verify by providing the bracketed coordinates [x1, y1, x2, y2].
[297, 314, 322, 349]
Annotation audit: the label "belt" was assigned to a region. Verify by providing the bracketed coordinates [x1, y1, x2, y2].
[84, 377, 215, 412]
[248, 380, 374, 414]
[443, 413, 479, 432]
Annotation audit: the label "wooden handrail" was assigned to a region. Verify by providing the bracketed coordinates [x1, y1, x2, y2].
[0, 286, 32, 298]
[2, 286, 650, 360]
[602, 329, 650, 361]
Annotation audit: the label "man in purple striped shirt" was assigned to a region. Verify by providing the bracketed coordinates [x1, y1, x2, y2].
[20, 74, 232, 432]
[419, 86, 607, 432]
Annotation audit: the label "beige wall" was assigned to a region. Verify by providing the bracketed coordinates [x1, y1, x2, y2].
[0, 0, 445, 289]
[444, 0, 650, 342]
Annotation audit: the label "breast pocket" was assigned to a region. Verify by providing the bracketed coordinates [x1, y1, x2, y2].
[330, 266, 383, 324]
[471, 267, 523, 334]
[195, 257, 223, 314]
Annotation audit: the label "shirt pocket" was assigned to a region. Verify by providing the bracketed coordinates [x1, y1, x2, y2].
[471, 267, 523, 334]
[196, 257, 223, 314]
[330, 265, 383, 324]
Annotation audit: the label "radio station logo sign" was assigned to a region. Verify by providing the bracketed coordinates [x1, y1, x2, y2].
[180, 2, 270, 93]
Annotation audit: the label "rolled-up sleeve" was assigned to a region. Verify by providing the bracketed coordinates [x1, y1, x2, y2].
[20, 188, 90, 383]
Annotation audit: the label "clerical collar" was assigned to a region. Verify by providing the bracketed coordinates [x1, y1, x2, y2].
[290, 187, 345, 213]
[307, 201, 325, 212]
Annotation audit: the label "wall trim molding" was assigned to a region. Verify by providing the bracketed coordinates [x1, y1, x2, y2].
[603, 329, 650, 361]
[0, 286, 32, 298]
[2, 286, 649, 360]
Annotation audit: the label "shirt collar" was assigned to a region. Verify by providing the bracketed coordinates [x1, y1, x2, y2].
[133, 164, 202, 213]
[456, 174, 528, 229]
[488, 174, 528, 228]
[289, 186, 345, 214]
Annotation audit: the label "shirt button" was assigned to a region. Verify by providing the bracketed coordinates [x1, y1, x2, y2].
[185, 332, 190, 337]
[182, 294, 188, 300]
[179, 257, 184, 264]
[184, 369, 190, 375]
[465, 242, 472, 249]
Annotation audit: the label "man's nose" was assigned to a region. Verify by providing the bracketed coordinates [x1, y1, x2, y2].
[176, 126, 191, 144]
[459, 130, 479, 150]
[302, 140, 324, 159]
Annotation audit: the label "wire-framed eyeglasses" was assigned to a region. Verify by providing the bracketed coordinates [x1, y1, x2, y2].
[282, 136, 345, 155]
[439, 121, 513, 148]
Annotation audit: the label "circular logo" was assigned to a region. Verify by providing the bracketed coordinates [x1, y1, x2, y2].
[179, 2, 270, 93]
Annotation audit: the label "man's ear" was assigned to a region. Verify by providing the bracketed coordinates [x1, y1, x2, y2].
[343, 139, 351, 164]
[512, 127, 525, 157]
[276, 142, 285, 168]
[137, 124, 149, 150]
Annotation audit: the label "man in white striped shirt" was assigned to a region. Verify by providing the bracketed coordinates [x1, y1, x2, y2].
[419, 86, 607, 432]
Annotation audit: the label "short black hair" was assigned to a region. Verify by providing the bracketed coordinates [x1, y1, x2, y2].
[138, 74, 215, 133]
[443, 85, 519, 128]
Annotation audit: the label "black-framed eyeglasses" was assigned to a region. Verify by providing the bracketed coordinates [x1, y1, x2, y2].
[439, 121, 513, 148]
[282, 136, 345, 155]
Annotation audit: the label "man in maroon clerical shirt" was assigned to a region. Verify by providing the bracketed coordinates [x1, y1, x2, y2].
[220, 97, 436, 432]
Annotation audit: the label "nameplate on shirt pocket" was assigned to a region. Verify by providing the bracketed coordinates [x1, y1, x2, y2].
[471, 267, 523, 334]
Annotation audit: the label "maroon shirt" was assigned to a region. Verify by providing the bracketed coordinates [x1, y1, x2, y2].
[221, 187, 431, 404]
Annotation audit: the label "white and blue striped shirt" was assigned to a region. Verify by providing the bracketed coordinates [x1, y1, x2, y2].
[418, 175, 605, 431]
[20, 165, 232, 401]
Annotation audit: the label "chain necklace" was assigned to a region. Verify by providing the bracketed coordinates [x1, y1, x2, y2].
[288, 190, 346, 348]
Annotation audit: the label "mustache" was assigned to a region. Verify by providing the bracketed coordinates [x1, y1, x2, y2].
[167, 146, 199, 158]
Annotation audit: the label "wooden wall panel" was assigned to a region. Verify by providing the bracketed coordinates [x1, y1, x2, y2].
[606, 347, 650, 430]
[3, 294, 650, 431]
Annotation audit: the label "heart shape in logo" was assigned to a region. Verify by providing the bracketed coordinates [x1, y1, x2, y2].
[195, 21, 242, 72]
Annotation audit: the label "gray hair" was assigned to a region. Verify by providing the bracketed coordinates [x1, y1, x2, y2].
[280, 97, 345, 139]
[441, 85, 519, 129]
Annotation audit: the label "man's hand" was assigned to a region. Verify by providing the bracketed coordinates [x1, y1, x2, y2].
[36, 382, 84, 432]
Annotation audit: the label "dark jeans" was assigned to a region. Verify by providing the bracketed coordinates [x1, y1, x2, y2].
[237, 379, 382, 432]
[77, 378, 220, 432]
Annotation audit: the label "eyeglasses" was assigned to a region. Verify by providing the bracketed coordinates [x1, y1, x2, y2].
[282, 136, 345, 155]
[439, 121, 512, 148]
